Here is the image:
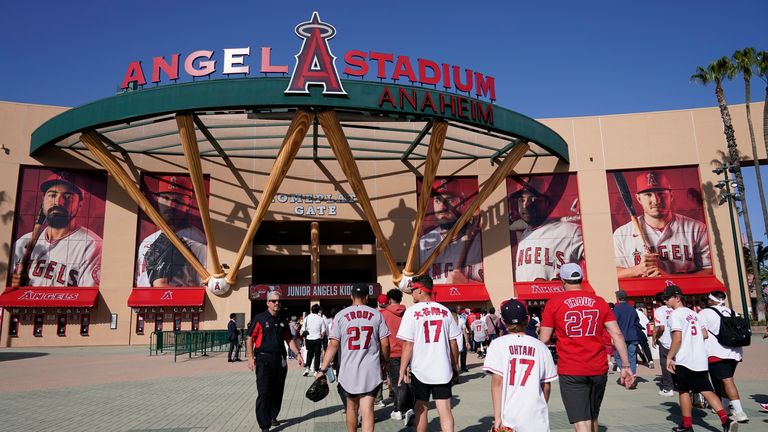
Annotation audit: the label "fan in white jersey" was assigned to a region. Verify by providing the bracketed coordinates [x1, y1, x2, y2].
[698, 290, 748, 423]
[397, 274, 460, 432]
[317, 283, 390, 432]
[663, 285, 736, 432]
[484, 299, 557, 432]
[472, 311, 488, 357]
[11, 173, 102, 287]
[419, 179, 483, 284]
[653, 292, 675, 396]
[509, 176, 584, 281]
[613, 170, 712, 278]
[135, 175, 207, 287]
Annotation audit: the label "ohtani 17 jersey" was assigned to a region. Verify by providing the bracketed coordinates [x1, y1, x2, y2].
[667, 306, 708, 371]
[613, 213, 710, 274]
[136, 227, 207, 287]
[329, 304, 390, 395]
[12, 226, 102, 286]
[483, 334, 558, 432]
[419, 225, 483, 283]
[397, 301, 460, 384]
[514, 220, 584, 281]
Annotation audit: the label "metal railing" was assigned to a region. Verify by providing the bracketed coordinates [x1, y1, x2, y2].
[149, 330, 231, 362]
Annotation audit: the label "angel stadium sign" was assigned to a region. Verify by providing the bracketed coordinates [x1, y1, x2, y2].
[120, 12, 497, 106]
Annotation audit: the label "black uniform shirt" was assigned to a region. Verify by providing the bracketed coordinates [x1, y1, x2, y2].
[247, 311, 291, 356]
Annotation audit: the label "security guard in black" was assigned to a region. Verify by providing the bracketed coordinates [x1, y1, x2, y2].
[246, 294, 303, 432]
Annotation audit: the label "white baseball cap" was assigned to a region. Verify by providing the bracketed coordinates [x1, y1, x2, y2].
[560, 263, 583, 282]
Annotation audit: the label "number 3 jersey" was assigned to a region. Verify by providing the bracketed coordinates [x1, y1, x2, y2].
[329, 304, 390, 394]
[541, 291, 615, 376]
[397, 301, 460, 384]
[483, 334, 558, 432]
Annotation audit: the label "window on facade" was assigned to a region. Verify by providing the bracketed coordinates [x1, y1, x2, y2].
[33, 315, 44, 337]
[8, 315, 19, 337]
[57, 314, 67, 336]
[173, 313, 182, 332]
[191, 313, 200, 331]
[80, 314, 90, 336]
[136, 314, 145, 335]
[154, 315, 163, 332]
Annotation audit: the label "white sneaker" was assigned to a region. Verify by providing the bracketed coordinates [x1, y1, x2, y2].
[648, 361, 655, 369]
[390, 411, 402, 420]
[302, 368, 310, 376]
[374, 399, 386, 408]
[730, 411, 748, 423]
[658, 389, 675, 397]
[403, 409, 415, 426]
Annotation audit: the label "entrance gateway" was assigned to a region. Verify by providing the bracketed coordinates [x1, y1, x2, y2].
[22, 11, 568, 335]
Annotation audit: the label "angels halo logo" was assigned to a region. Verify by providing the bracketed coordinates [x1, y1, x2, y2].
[285, 11, 346, 95]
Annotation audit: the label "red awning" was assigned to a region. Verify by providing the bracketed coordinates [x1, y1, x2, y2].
[432, 283, 490, 303]
[0, 287, 99, 307]
[514, 281, 595, 300]
[618, 275, 726, 297]
[127, 288, 206, 307]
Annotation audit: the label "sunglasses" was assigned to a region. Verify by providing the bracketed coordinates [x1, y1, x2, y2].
[268, 299, 281, 303]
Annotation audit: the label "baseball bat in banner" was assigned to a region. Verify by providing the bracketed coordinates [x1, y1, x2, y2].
[14, 208, 46, 286]
[611, 172, 653, 253]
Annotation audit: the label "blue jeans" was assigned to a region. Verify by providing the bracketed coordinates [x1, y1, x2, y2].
[614, 341, 638, 374]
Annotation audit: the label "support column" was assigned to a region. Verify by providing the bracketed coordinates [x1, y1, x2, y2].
[401, 120, 447, 283]
[317, 110, 400, 281]
[177, 113, 224, 278]
[417, 141, 530, 276]
[225, 109, 312, 285]
[80, 130, 210, 281]
[311, 222, 320, 284]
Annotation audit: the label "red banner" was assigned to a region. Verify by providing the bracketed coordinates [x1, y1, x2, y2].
[432, 283, 490, 303]
[0, 287, 99, 307]
[127, 287, 205, 307]
[617, 275, 725, 297]
[514, 281, 595, 300]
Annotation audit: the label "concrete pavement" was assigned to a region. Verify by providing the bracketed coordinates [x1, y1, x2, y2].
[1, 338, 766, 431]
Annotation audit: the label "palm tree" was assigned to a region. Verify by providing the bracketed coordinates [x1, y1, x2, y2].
[733, 48, 768, 247]
[756, 51, 768, 164]
[691, 57, 765, 321]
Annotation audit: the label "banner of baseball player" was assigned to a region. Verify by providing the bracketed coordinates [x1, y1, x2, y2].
[507, 173, 585, 288]
[8, 167, 107, 288]
[135, 174, 209, 288]
[607, 166, 712, 280]
[417, 177, 484, 285]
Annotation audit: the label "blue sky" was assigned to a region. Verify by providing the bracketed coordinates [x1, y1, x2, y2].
[1, 0, 766, 244]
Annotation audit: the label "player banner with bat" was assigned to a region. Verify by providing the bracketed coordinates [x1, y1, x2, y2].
[417, 176, 484, 285]
[135, 173, 209, 288]
[7, 167, 106, 288]
[507, 173, 585, 283]
[607, 166, 712, 280]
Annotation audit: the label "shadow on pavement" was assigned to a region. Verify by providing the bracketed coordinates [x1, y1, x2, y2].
[660, 401, 722, 432]
[0, 352, 49, 362]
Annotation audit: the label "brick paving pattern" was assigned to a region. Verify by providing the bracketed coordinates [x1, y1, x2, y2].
[1, 336, 767, 431]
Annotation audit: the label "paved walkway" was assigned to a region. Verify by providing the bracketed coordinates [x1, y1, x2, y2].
[1, 338, 767, 431]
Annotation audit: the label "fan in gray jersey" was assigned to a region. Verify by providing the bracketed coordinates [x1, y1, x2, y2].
[11, 173, 102, 287]
[317, 283, 390, 432]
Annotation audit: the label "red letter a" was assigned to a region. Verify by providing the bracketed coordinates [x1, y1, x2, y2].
[285, 12, 346, 95]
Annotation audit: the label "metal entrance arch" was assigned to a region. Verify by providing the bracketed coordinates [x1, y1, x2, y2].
[30, 77, 569, 292]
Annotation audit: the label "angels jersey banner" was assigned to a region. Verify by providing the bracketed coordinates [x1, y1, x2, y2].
[8, 167, 106, 288]
[507, 173, 585, 282]
[135, 173, 209, 288]
[607, 166, 712, 280]
[417, 176, 484, 285]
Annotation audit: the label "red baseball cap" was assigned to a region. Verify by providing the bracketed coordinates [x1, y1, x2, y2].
[432, 178, 465, 199]
[635, 171, 671, 193]
[156, 175, 192, 196]
[40, 173, 83, 198]
[377, 294, 388, 307]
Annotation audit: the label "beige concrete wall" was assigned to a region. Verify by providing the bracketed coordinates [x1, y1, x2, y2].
[0, 99, 764, 347]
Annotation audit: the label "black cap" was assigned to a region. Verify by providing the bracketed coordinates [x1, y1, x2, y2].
[501, 299, 528, 325]
[351, 282, 369, 298]
[662, 285, 683, 298]
[615, 290, 627, 300]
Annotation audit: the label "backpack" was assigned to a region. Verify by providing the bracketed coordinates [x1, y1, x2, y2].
[706, 307, 751, 347]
